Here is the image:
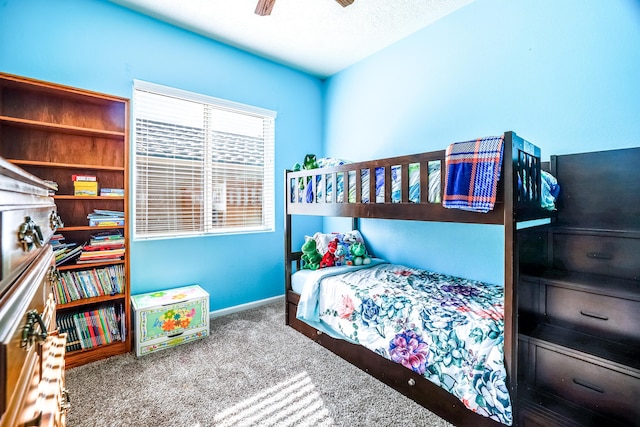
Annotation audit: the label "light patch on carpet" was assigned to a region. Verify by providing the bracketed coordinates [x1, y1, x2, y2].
[213, 371, 334, 427]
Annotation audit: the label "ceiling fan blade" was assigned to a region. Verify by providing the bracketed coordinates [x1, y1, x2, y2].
[255, 0, 276, 16]
[335, 0, 355, 6]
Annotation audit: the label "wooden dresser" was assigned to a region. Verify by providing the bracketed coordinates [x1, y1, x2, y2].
[517, 148, 640, 426]
[0, 157, 68, 427]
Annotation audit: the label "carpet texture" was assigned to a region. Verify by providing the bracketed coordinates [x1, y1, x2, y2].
[66, 299, 453, 427]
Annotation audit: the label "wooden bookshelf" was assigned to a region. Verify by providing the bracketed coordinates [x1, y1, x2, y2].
[0, 72, 131, 368]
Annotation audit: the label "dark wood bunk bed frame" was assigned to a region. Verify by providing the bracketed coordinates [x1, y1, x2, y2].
[284, 131, 550, 426]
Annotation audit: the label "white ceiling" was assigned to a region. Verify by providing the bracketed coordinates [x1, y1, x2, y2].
[109, 0, 474, 78]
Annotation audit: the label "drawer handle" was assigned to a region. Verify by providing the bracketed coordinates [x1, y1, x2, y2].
[21, 309, 48, 348]
[60, 388, 71, 413]
[49, 210, 64, 230]
[586, 252, 612, 260]
[580, 310, 609, 321]
[18, 216, 44, 251]
[167, 331, 184, 338]
[48, 265, 60, 288]
[573, 378, 604, 394]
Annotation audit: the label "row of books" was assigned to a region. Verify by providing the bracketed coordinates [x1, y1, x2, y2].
[53, 264, 125, 304]
[87, 209, 125, 227]
[57, 305, 126, 352]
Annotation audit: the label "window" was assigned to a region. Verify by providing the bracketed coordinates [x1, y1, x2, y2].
[133, 80, 276, 240]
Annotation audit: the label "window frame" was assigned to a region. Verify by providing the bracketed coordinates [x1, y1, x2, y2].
[132, 80, 276, 241]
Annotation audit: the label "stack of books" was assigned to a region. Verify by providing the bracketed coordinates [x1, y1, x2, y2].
[87, 209, 125, 227]
[77, 231, 125, 264]
[73, 174, 98, 196]
[54, 241, 83, 266]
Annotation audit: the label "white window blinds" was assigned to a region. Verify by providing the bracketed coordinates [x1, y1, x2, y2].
[133, 80, 276, 240]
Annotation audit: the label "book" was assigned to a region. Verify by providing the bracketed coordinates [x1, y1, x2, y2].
[72, 174, 97, 181]
[91, 209, 125, 217]
[89, 218, 125, 227]
[73, 314, 89, 349]
[79, 248, 125, 260]
[74, 181, 98, 196]
[100, 188, 124, 197]
[82, 242, 125, 251]
[90, 231, 124, 245]
[87, 209, 125, 226]
[75, 188, 98, 196]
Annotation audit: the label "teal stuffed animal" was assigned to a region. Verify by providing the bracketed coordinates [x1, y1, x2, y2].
[350, 242, 371, 266]
[301, 237, 322, 270]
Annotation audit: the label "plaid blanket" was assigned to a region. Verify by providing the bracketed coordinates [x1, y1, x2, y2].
[443, 136, 504, 213]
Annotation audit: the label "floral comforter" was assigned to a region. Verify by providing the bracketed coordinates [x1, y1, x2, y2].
[296, 262, 512, 425]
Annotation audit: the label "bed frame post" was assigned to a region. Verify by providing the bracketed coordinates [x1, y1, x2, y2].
[284, 169, 293, 325]
[503, 131, 519, 416]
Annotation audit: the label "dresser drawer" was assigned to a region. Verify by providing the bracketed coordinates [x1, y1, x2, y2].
[1, 204, 57, 281]
[534, 345, 640, 426]
[16, 333, 68, 427]
[546, 286, 640, 342]
[0, 247, 54, 417]
[138, 327, 208, 356]
[553, 233, 640, 280]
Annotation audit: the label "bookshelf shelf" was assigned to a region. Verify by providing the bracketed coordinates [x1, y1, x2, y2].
[0, 72, 131, 368]
[0, 115, 126, 139]
[57, 293, 127, 309]
[55, 195, 125, 200]
[57, 259, 125, 271]
[58, 225, 125, 232]
[9, 159, 125, 172]
[66, 341, 129, 369]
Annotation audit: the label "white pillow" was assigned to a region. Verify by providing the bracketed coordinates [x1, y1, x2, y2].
[313, 230, 366, 256]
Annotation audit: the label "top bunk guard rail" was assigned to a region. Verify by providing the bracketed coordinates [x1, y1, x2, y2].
[286, 131, 546, 224]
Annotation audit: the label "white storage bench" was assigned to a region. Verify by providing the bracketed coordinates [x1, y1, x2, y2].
[131, 284, 209, 356]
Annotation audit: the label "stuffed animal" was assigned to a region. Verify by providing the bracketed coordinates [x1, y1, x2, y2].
[350, 242, 371, 266]
[339, 231, 360, 265]
[292, 154, 318, 191]
[320, 238, 338, 269]
[301, 237, 322, 270]
[302, 154, 318, 170]
[334, 242, 346, 266]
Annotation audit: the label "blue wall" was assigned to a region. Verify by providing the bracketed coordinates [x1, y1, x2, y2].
[0, 0, 324, 310]
[323, 0, 640, 284]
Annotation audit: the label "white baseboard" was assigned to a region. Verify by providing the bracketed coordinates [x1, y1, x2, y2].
[209, 294, 284, 318]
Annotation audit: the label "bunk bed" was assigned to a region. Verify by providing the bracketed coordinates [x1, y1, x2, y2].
[283, 131, 552, 426]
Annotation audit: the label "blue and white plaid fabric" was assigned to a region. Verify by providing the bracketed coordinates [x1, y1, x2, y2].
[442, 136, 504, 213]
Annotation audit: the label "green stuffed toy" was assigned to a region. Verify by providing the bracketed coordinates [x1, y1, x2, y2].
[301, 236, 322, 270]
[350, 242, 371, 266]
[292, 154, 319, 190]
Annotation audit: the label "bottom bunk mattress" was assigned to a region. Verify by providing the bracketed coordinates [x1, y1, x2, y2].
[295, 262, 512, 425]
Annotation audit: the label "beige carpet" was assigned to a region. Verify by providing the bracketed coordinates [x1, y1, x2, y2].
[66, 299, 453, 427]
